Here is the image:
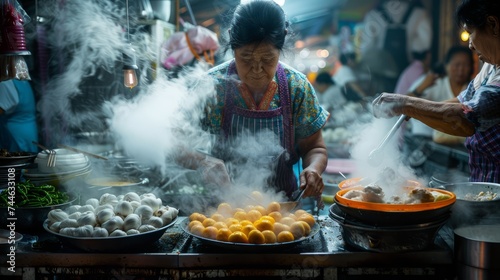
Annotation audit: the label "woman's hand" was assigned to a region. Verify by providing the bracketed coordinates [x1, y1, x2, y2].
[299, 168, 324, 197]
[200, 156, 231, 189]
[372, 93, 409, 118]
[297, 130, 328, 198]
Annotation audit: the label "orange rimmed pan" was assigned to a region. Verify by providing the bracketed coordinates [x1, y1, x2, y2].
[333, 178, 456, 226]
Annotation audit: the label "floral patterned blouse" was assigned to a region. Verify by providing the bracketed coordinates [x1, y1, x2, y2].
[203, 60, 330, 142]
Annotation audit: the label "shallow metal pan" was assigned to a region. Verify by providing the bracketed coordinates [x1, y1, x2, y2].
[43, 217, 177, 252]
[179, 217, 320, 252]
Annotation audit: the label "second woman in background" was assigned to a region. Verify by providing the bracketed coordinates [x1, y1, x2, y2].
[406, 46, 474, 145]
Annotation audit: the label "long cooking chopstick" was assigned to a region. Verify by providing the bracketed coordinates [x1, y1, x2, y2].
[57, 144, 108, 160]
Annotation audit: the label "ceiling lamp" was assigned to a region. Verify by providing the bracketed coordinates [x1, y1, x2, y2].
[123, 0, 138, 89]
[0, 1, 31, 81]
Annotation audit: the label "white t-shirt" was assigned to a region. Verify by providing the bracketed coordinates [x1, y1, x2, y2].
[333, 66, 356, 87]
[360, 1, 432, 62]
[317, 84, 347, 112]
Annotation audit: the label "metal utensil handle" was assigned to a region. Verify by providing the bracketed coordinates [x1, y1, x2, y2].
[375, 114, 407, 151]
[293, 187, 306, 202]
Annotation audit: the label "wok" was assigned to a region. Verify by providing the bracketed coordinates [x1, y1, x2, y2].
[43, 217, 177, 252]
[179, 217, 320, 252]
[437, 182, 500, 227]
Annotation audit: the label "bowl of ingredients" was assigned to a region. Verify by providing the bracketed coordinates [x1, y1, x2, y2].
[438, 182, 500, 227]
[43, 191, 179, 252]
[0, 181, 78, 232]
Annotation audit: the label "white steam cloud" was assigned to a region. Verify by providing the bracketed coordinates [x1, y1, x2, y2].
[106, 64, 216, 173]
[35, 0, 150, 145]
[349, 116, 423, 196]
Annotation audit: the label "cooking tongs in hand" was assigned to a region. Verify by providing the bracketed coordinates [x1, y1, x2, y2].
[279, 188, 305, 212]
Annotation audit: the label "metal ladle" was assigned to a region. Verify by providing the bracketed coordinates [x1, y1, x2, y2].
[368, 114, 408, 166]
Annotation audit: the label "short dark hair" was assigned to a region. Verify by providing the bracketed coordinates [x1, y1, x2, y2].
[456, 0, 500, 29]
[227, 0, 289, 51]
[315, 72, 335, 85]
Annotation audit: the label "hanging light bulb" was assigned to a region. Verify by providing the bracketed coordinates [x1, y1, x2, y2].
[123, 45, 138, 89]
[122, 0, 138, 89]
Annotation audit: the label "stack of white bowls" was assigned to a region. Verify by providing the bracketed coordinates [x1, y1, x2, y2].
[24, 149, 92, 185]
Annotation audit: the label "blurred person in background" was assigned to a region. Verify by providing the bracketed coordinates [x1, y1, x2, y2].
[394, 43, 432, 94]
[372, 0, 500, 183]
[360, 0, 432, 92]
[406, 46, 474, 146]
[0, 79, 39, 153]
[185, 0, 329, 201]
[313, 71, 346, 113]
[333, 52, 367, 102]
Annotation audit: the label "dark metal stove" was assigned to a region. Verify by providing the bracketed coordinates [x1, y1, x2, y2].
[2, 216, 457, 279]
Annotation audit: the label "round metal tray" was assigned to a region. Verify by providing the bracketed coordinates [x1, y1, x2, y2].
[179, 217, 320, 252]
[43, 217, 177, 252]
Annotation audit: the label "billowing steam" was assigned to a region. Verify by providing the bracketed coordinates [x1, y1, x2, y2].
[105, 64, 215, 173]
[35, 0, 150, 145]
[349, 116, 422, 197]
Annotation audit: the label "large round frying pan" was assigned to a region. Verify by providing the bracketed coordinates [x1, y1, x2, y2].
[43, 217, 177, 252]
[179, 218, 320, 252]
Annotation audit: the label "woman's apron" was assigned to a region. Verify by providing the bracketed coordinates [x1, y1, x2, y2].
[220, 61, 298, 198]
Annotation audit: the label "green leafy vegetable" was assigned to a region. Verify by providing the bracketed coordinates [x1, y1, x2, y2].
[0, 181, 69, 208]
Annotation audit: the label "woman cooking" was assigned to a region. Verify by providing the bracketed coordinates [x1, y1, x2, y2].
[372, 0, 500, 182]
[199, 0, 329, 200]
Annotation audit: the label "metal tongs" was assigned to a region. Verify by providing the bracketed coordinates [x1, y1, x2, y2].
[279, 188, 306, 212]
[368, 114, 408, 166]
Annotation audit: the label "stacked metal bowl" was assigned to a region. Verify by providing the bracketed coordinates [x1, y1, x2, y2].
[23, 149, 92, 186]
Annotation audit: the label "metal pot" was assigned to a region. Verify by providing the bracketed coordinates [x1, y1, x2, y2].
[454, 225, 500, 270]
[329, 203, 448, 252]
[437, 182, 500, 228]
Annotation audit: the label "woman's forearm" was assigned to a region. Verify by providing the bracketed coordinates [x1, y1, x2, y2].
[403, 98, 475, 136]
[298, 131, 328, 173]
